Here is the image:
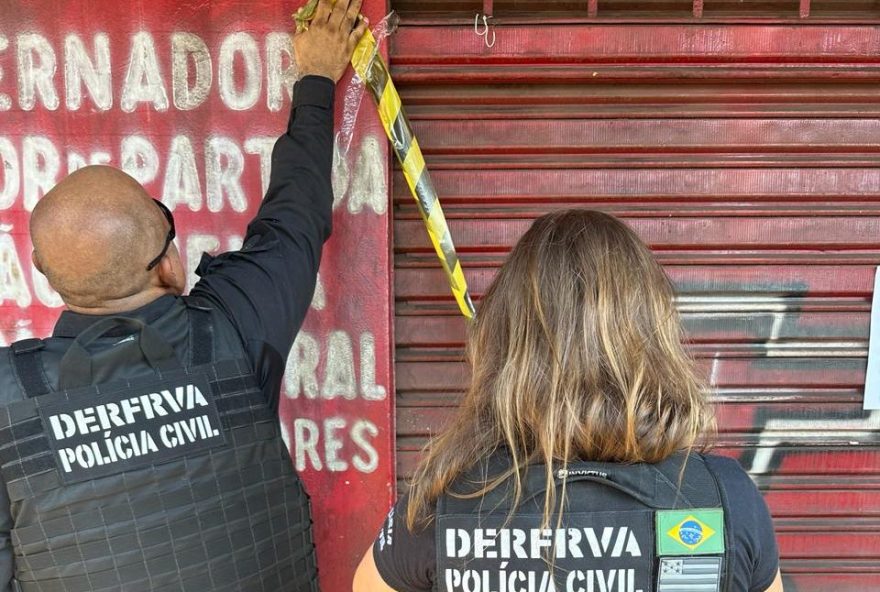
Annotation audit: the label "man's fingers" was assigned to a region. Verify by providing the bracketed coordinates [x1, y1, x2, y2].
[312, 0, 333, 24]
[344, 0, 364, 29]
[348, 16, 368, 49]
[327, 0, 348, 29]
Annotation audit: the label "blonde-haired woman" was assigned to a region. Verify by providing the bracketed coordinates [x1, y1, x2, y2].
[355, 209, 783, 592]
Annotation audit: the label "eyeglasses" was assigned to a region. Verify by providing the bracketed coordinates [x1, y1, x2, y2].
[146, 199, 176, 271]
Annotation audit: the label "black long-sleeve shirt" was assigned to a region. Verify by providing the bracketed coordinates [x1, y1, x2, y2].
[0, 75, 337, 589]
[189, 75, 336, 407]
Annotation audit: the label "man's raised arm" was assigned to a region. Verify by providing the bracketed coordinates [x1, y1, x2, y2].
[191, 0, 368, 400]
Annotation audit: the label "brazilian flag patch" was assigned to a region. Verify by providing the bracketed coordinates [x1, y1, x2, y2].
[656, 509, 725, 555]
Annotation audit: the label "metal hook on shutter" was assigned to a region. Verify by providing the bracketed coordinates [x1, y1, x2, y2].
[474, 13, 496, 49]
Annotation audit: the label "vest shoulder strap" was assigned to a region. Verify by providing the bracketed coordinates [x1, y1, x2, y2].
[185, 302, 214, 366]
[652, 453, 724, 509]
[701, 455, 735, 592]
[9, 339, 50, 398]
[441, 453, 723, 514]
[9, 304, 217, 399]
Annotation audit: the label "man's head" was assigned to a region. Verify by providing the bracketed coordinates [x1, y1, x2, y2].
[30, 165, 186, 313]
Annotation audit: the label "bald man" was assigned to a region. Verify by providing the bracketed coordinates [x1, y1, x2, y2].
[0, 1, 367, 591]
[31, 167, 183, 313]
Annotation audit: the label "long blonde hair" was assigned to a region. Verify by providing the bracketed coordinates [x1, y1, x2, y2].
[407, 209, 715, 530]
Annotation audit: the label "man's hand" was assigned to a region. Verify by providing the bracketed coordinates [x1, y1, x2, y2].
[294, 0, 368, 83]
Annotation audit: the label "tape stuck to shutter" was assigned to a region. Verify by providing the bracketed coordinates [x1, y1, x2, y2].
[352, 26, 476, 319]
[294, 4, 477, 319]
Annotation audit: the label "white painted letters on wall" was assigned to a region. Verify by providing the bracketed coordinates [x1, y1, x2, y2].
[292, 416, 382, 474]
[285, 330, 388, 402]
[360, 332, 387, 401]
[0, 36, 12, 111]
[171, 32, 212, 111]
[64, 33, 112, 111]
[323, 417, 349, 471]
[17, 33, 59, 111]
[22, 136, 60, 211]
[0, 138, 20, 209]
[205, 136, 247, 212]
[351, 420, 379, 473]
[323, 331, 357, 400]
[162, 135, 202, 211]
[218, 32, 261, 111]
[121, 32, 169, 112]
[294, 418, 323, 471]
[286, 332, 321, 400]
[349, 135, 387, 215]
[266, 32, 295, 112]
[0, 233, 31, 307]
[121, 135, 160, 185]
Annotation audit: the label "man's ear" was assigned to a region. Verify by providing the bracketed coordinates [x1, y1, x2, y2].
[155, 244, 186, 295]
[31, 251, 44, 274]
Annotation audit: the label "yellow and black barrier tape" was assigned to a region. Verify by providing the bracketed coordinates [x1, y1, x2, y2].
[350, 29, 475, 319]
[294, 6, 475, 319]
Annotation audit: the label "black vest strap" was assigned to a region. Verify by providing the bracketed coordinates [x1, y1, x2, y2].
[703, 457, 735, 592]
[9, 302, 217, 398]
[58, 317, 182, 390]
[9, 339, 51, 398]
[186, 304, 214, 366]
[444, 453, 723, 514]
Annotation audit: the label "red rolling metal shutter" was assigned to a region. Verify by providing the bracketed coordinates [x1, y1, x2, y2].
[389, 3, 880, 590]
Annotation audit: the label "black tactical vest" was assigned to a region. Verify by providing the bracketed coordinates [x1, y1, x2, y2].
[436, 454, 733, 592]
[1, 305, 317, 592]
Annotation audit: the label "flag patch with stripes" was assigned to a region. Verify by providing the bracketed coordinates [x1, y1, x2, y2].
[657, 556, 722, 592]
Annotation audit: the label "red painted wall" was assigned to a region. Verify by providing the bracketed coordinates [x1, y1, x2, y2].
[0, 1, 393, 591]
